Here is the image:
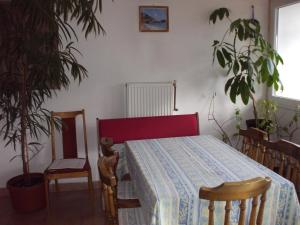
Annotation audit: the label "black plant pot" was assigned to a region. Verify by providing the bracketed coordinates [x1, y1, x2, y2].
[246, 119, 272, 132]
[7, 173, 46, 213]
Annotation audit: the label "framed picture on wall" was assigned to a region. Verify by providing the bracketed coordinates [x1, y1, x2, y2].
[139, 6, 169, 32]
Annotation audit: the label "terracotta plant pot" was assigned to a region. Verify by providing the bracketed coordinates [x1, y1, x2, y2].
[7, 173, 46, 213]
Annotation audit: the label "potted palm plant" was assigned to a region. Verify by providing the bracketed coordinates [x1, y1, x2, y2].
[0, 0, 104, 213]
[209, 7, 284, 128]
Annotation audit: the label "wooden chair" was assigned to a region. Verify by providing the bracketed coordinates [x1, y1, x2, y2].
[44, 109, 93, 209]
[199, 177, 272, 225]
[98, 155, 143, 225]
[99, 136, 131, 181]
[262, 139, 300, 194]
[100, 137, 115, 156]
[239, 128, 268, 163]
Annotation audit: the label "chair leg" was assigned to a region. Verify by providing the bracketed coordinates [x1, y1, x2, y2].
[54, 179, 59, 192]
[100, 182, 106, 211]
[101, 193, 105, 211]
[44, 175, 50, 210]
[103, 185, 109, 217]
[108, 188, 117, 224]
[88, 170, 94, 197]
[88, 170, 95, 210]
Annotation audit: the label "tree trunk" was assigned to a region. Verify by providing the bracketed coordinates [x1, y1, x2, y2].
[21, 61, 29, 176]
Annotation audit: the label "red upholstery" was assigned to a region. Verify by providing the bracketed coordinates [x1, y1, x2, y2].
[98, 113, 199, 144]
[62, 118, 78, 158]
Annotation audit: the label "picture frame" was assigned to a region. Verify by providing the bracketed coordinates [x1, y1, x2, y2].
[139, 6, 169, 32]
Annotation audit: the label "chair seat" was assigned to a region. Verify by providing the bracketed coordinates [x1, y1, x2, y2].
[45, 158, 90, 175]
[118, 181, 137, 199]
[118, 207, 146, 225]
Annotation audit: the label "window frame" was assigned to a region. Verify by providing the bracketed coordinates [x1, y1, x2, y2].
[269, 0, 300, 109]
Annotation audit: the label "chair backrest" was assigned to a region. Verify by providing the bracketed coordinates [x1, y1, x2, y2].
[239, 128, 268, 163]
[262, 139, 300, 185]
[100, 137, 115, 156]
[97, 113, 199, 144]
[51, 110, 88, 160]
[199, 177, 272, 225]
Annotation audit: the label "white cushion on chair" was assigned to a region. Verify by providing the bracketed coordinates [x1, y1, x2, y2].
[118, 181, 137, 199]
[118, 207, 147, 225]
[48, 158, 86, 170]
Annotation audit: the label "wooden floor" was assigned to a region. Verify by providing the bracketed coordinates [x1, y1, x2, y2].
[0, 190, 108, 225]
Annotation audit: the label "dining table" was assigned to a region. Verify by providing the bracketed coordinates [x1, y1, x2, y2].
[122, 135, 300, 225]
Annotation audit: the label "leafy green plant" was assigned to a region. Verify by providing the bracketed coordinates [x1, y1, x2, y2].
[209, 8, 284, 121]
[0, 0, 104, 182]
[208, 93, 242, 146]
[256, 99, 299, 141]
[257, 99, 278, 134]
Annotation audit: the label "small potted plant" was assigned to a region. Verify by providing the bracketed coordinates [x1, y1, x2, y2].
[256, 99, 278, 135]
[0, 0, 104, 213]
[209, 7, 284, 128]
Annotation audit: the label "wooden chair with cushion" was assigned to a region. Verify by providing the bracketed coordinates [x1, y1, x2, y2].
[262, 139, 300, 195]
[199, 177, 272, 225]
[98, 155, 143, 225]
[44, 109, 93, 208]
[239, 128, 268, 163]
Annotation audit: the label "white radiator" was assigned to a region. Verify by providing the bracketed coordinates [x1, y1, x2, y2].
[125, 81, 178, 117]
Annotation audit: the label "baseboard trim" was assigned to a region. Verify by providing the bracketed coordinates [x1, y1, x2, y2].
[0, 181, 101, 198]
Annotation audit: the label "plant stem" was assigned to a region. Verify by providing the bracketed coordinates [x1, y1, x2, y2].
[21, 61, 29, 176]
[250, 93, 258, 124]
[212, 113, 233, 146]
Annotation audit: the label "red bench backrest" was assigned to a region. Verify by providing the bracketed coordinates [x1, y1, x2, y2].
[97, 113, 199, 144]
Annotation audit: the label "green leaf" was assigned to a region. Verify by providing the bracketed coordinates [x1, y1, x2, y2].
[229, 76, 241, 103]
[222, 48, 232, 63]
[226, 63, 233, 75]
[240, 79, 250, 105]
[254, 56, 264, 67]
[225, 77, 234, 94]
[277, 54, 284, 65]
[267, 75, 274, 86]
[261, 60, 269, 82]
[212, 40, 219, 47]
[267, 58, 274, 75]
[209, 8, 230, 24]
[230, 85, 237, 103]
[246, 75, 253, 87]
[238, 24, 244, 41]
[216, 50, 225, 68]
[240, 60, 248, 72]
[274, 81, 279, 91]
[220, 8, 230, 18]
[248, 62, 253, 76]
[230, 19, 241, 32]
[209, 11, 217, 24]
[233, 60, 240, 75]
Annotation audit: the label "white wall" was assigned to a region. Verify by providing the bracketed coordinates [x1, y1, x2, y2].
[0, 0, 269, 187]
